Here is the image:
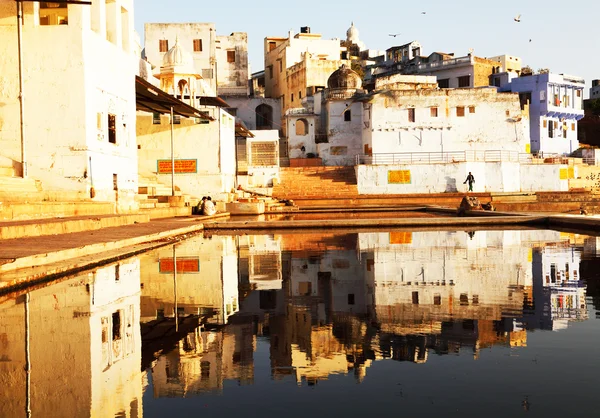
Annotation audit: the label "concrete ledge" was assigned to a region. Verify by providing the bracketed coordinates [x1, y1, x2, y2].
[0, 201, 116, 221]
[0, 213, 150, 240]
[0, 222, 206, 284]
[203, 215, 548, 230]
[226, 201, 265, 215]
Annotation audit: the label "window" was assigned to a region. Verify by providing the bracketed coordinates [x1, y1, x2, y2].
[115, 264, 120, 281]
[344, 110, 352, 122]
[572, 123, 576, 131]
[268, 41, 276, 51]
[548, 120, 554, 138]
[173, 114, 181, 124]
[39, 2, 68, 25]
[278, 60, 283, 73]
[227, 50, 236, 63]
[256, 104, 273, 129]
[460, 294, 469, 306]
[348, 294, 355, 305]
[193, 39, 202, 52]
[563, 95, 570, 107]
[268, 65, 273, 79]
[543, 119, 548, 128]
[472, 295, 479, 305]
[456, 106, 465, 117]
[113, 173, 118, 191]
[438, 78, 449, 88]
[159, 39, 169, 53]
[412, 291, 419, 305]
[458, 75, 470, 87]
[112, 311, 121, 340]
[430, 107, 438, 117]
[201, 361, 211, 378]
[576, 90, 581, 97]
[540, 90, 546, 102]
[299, 91, 302, 99]
[469, 106, 476, 114]
[408, 108, 415, 122]
[434, 294, 441, 305]
[291, 93, 294, 103]
[554, 94, 560, 106]
[108, 114, 116, 144]
[152, 112, 161, 125]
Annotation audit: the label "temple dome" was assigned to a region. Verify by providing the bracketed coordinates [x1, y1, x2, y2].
[346, 22, 359, 43]
[327, 64, 362, 90]
[162, 38, 193, 67]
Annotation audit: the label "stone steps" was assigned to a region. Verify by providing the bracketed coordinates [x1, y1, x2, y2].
[273, 166, 359, 200]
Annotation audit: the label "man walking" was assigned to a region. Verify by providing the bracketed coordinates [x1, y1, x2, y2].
[464, 172, 475, 192]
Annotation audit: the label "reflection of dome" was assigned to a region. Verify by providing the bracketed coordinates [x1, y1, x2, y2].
[346, 22, 359, 43]
[327, 64, 362, 90]
[162, 37, 193, 67]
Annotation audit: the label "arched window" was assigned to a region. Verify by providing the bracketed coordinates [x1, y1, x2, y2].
[178, 79, 188, 97]
[255, 104, 273, 130]
[295, 118, 308, 136]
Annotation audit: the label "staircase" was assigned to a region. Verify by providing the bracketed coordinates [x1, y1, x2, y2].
[137, 175, 197, 217]
[272, 166, 359, 200]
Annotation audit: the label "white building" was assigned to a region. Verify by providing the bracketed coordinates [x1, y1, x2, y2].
[144, 23, 250, 98]
[502, 72, 585, 155]
[0, 0, 139, 211]
[136, 40, 237, 198]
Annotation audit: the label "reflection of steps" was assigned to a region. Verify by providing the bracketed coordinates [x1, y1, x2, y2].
[273, 167, 358, 200]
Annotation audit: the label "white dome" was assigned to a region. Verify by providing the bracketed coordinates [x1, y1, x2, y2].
[346, 22, 359, 43]
[162, 38, 193, 67]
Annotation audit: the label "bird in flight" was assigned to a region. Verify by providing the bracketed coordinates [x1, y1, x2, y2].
[389, 33, 401, 37]
[421, 11, 427, 14]
[514, 14, 521, 22]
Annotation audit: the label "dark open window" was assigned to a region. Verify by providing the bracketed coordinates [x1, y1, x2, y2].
[108, 114, 116, 143]
[193, 39, 202, 52]
[344, 110, 352, 122]
[227, 50, 236, 63]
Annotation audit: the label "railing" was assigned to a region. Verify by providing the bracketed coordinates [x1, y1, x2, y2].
[356, 150, 569, 165]
[402, 56, 474, 74]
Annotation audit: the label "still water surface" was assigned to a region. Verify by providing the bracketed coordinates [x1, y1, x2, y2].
[1, 229, 599, 417]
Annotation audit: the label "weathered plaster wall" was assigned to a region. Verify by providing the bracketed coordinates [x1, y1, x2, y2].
[136, 108, 236, 198]
[318, 100, 363, 165]
[145, 23, 217, 95]
[216, 32, 249, 96]
[356, 162, 568, 194]
[287, 114, 317, 158]
[0, 1, 138, 210]
[365, 88, 530, 155]
[222, 97, 281, 131]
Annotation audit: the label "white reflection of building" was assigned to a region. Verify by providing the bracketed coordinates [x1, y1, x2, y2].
[151, 321, 255, 397]
[528, 240, 587, 330]
[238, 235, 283, 291]
[0, 261, 143, 418]
[360, 230, 537, 329]
[140, 235, 239, 325]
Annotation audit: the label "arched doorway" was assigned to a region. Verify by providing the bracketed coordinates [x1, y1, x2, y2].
[295, 118, 308, 136]
[256, 104, 273, 130]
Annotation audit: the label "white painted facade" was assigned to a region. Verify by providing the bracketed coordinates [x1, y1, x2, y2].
[246, 130, 280, 188]
[502, 73, 585, 155]
[364, 82, 530, 156]
[137, 107, 236, 199]
[356, 162, 569, 194]
[222, 96, 282, 131]
[0, 1, 138, 211]
[287, 112, 318, 158]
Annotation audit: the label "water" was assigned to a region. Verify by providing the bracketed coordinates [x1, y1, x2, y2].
[1, 229, 599, 418]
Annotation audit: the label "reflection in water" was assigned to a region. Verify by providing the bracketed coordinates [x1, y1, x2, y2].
[1, 229, 599, 416]
[0, 261, 143, 417]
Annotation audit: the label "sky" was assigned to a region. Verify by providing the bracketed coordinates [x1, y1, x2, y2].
[135, 0, 599, 96]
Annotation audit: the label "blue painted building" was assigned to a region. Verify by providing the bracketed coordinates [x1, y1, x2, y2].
[500, 73, 585, 155]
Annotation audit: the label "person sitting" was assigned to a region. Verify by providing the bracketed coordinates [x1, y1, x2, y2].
[194, 196, 207, 215]
[203, 196, 216, 216]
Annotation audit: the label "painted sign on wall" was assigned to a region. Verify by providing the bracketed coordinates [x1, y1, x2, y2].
[157, 159, 198, 174]
[388, 170, 411, 184]
[159, 257, 200, 273]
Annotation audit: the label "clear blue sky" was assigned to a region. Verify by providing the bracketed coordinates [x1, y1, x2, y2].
[135, 0, 598, 96]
